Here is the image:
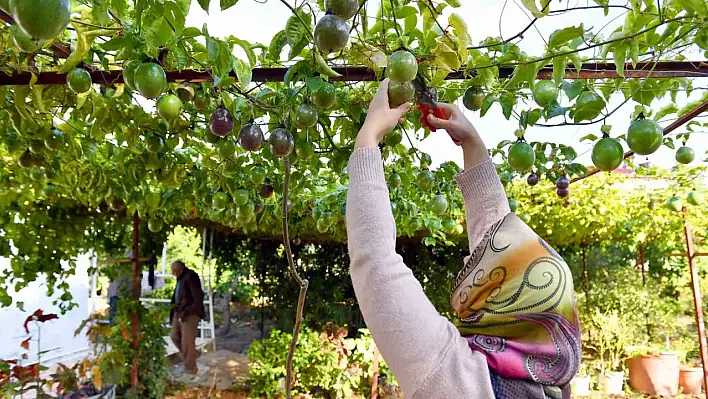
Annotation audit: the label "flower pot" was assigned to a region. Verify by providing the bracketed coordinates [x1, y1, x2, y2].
[679, 366, 704, 395]
[626, 352, 680, 395]
[600, 371, 624, 395]
[571, 375, 591, 397]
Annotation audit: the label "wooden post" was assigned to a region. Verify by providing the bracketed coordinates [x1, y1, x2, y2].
[638, 245, 651, 341]
[581, 243, 589, 296]
[130, 212, 140, 389]
[682, 209, 708, 397]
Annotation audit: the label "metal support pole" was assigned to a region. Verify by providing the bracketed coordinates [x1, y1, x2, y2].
[130, 213, 140, 389]
[682, 208, 708, 397]
[638, 245, 652, 341]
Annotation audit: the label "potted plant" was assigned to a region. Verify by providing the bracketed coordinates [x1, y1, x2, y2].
[586, 310, 633, 395]
[679, 352, 704, 395]
[570, 363, 591, 397]
[625, 345, 680, 395]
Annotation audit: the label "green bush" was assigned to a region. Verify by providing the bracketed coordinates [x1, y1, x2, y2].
[247, 326, 394, 398]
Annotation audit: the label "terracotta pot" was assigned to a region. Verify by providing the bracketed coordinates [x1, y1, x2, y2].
[600, 371, 624, 395]
[679, 366, 704, 395]
[626, 352, 680, 395]
[571, 375, 591, 397]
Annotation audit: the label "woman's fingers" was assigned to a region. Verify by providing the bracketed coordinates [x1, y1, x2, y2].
[427, 113, 452, 130]
[394, 102, 412, 118]
[436, 102, 457, 119]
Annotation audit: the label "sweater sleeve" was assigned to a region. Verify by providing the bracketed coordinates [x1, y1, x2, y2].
[346, 148, 495, 399]
[456, 158, 511, 253]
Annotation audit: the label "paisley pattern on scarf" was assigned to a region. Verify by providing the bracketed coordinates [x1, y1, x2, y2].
[451, 213, 581, 399]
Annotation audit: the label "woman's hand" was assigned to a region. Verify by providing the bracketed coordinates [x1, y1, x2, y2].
[426, 103, 489, 169]
[355, 79, 411, 149]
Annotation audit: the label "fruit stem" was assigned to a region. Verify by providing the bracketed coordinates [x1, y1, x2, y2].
[281, 156, 309, 399]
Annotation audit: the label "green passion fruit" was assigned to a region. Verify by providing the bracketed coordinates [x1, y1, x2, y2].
[157, 94, 183, 121]
[508, 198, 518, 212]
[10, 0, 70, 40]
[249, 165, 266, 185]
[233, 189, 249, 206]
[314, 14, 349, 53]
[146, 135, 164, 153]
[213, 192, 229, 210]
[388, 81, 415, 108]
[687, 191, 704, 206]
[462, 87, 484, 111]
[148, 218, 164, 233]
[134, 63, 167, 99]
[675, 146, 695, 164]
[591, 137, 624, 172]
[508, 142, 535, 172]
[417, 169, 435, 190]
[383, 130, 403, 147]
[216, 139, 236, 159]
[269, 127, 295, 157]
[666, 195, 683, 212]
[627, 118, 663, 155]
[66, 68, 92, 94]
[313, 83, 336, 109]
[532, 80, 559, 107]
[387, 50, 418, 83]
[294, 104, 318, 128]
[295, 141, 315, 160]
[388, 172, 401, 188]
[429, 194, 448, 215]
[44, 129, 64, 151]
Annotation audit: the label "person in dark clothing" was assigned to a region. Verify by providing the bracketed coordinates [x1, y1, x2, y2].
[169, 260, 205, 375]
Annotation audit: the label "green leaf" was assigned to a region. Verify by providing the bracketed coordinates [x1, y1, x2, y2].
[395, 6, 417, 18]
[553, 56, 566, 85]
[165, 2, 186, 37]
[231, 37, 256, 67]
[521, 0, 550, 17]
[568, 52, 583, 72]
[548, 25, 584, 48]
[197, 0, 210, 13]
[613, 47, 627, 77]
[506, 61, 541, 88]
[307, 76, 324, 92]
[268, 31, 288, 62]
[572, 91, 606, 122]
[289, 36, 309, 60]
[445, 0, 462, 7]
[528, 108, 542, 125]
[580, 134, 598, 142]
[221, 0, 239, 10]
[499, 92, 516, 120]
[653, 103, 679, 121]
[182, 27, 202, 38]
[480, 94, 498, 117]
[404, 14, 417, 32]
[561, 80, 584, 100]
[285, 13, 311, 47]
[663, 137, 675, 149]
[545, 100, 568, 120]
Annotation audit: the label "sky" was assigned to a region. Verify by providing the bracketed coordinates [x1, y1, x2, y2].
[183, 1, 708, 171]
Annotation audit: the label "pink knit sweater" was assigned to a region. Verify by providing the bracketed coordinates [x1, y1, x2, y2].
[346, 147, 507, 399]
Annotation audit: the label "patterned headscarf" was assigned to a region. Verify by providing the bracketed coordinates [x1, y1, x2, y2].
[451, 214, 582, 399]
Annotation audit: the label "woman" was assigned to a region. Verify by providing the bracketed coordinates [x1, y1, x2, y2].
[346, 79, 581, 399]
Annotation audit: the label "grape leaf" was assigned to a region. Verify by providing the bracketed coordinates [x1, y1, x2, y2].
[285, 12, 311, 47]
[653, 104, 679, 121]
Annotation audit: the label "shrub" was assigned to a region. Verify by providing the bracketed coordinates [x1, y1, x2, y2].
[247, 326, 394, 398]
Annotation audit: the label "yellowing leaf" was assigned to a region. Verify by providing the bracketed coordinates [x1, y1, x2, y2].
[315, 52, 342, 78]
[91, 365, 102, 390]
